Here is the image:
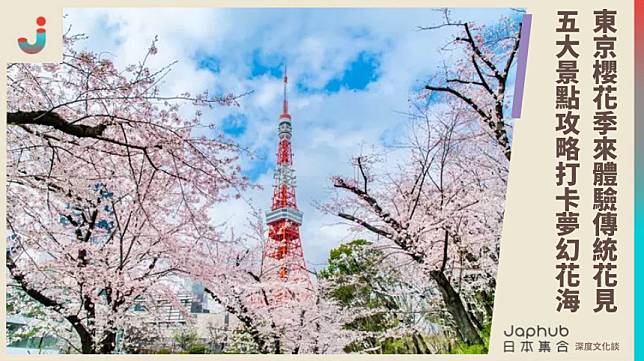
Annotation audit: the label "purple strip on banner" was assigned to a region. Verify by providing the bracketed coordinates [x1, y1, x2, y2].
[511, 14, 532, 118]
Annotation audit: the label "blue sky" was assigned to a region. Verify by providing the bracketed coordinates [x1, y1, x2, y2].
[65, 8, 519, 269]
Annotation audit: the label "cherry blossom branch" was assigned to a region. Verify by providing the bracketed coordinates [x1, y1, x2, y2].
[8, 111, 107, 138]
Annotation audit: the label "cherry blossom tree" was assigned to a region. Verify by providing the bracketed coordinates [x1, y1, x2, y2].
[326, 101, 508, 346]
[194, 209, 352, 354]
[421, 9, 522, 160]
[318, 239, 446, 354]
[6, 34, 250, 353]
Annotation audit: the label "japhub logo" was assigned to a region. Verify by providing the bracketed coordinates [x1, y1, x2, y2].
[18, 16, 47, 54]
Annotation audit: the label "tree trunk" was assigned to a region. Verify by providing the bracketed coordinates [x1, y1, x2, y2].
[76, 329, 95, 354]
[430, 270, 483, 345]
[79, 339, 95, 354]
[99, 330, 116, 354]
[412, 332, 431, 354]
[272, 335, 281, 354]
[467, 302, 483, 331]
[411, 333, 422, 353]
[64, 315, 96, 354]
[480, 289, 494, 320]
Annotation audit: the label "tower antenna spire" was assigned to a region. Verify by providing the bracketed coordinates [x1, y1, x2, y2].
[282, 64, 288, 115]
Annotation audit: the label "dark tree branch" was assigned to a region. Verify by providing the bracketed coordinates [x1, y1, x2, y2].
[337, 212, 394, 240]
[447, 78, 485, 87]
[8, 111, 107, 138]
[7, 254, 95, 353]
[502, 22, 522, 81]
[357, 157, 369, 193]
[204, 287, 271, 353]
[333, 177, 406, 233]
[440, 229, 449, 273]
[461, 23, 502, 81]
[470, 56, 495, 98]
[424, 85, 491, 121]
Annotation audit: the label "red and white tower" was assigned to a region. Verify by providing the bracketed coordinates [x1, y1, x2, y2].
[261, 67, 311, 289]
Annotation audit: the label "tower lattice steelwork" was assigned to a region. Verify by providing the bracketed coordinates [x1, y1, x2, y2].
[261, 67, 311, 288]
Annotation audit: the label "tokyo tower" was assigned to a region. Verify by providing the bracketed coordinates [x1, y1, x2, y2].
[261, 66, 311, 288]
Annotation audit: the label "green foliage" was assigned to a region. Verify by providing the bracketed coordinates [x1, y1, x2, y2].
[319, 239, 425, 353]
[188, 343, 207, 354]
[172, 329, 203, 353]
[450, 342, 486, 354]
[319, 239, 395, 310]
[319, 239, 370, 279]
[381, 338, 406, 353]
[449, 323, 491, 354]
[157, 348, 171, 354]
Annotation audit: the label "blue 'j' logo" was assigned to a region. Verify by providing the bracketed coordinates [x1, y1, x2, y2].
[18, 17, 47, 54]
